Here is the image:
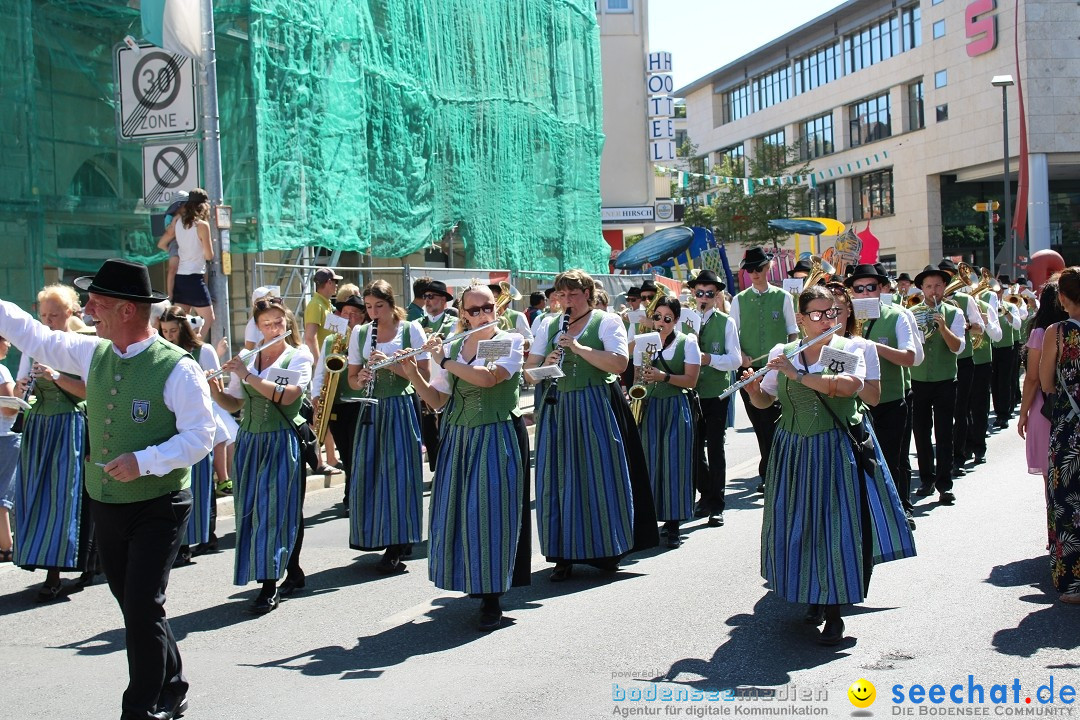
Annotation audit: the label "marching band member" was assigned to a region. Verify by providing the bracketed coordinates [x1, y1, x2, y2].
[488, 283, 533, 349]
[729, 246, 798, 492]
[401, 283, 530, 631]
[744, 284, 915, 645]
[243, 286, 278, 352]
[961, 270, 1001, 465]
[634, 297, 700, 548]
[787, 258, 813, 281]
[526, 269, 657, 581]
[992, 279, 1022, 429]
[345, 280, 427, 574]
[909, 266, 966, 505]
[843, 265, 919, 527]
[12, 284, 94, 600]
[685, 270, 741, 528]
[418, 280, 457, 471]
[2, 259, 215, 719]
[210, 296, 311, 612]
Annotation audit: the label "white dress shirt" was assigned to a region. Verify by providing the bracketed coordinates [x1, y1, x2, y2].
[895, 306, 925, 367]
[633, 333, 701, 367]
[429, 334, 525, 394]
[697, 309, 743, 371]
[760, 339, 866, 397]
[225, 343, 313, 399]
[0, 301, 215, 476]
[347, 320, 429, 366]
[532, 310, 628, 357]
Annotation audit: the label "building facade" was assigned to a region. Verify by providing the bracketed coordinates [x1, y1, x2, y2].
[676, 0, 1080, 274]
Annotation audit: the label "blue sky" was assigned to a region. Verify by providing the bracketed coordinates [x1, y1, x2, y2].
[648, 0, 848, 90]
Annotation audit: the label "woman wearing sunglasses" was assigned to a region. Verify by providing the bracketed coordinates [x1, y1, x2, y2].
[209, 297, 311, 613]
[400, 283, 530, 631]
[525, 269, 657, 582]
[635, 297, 701, 548]
[346, 280, 427, 574]
[743, 285, 915, 646]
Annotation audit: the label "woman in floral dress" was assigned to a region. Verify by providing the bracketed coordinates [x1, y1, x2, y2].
[1039, 267, 1080, 604]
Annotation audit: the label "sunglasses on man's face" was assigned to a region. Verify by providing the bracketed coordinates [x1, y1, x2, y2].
[851, 283, 878, 294]
[640, 294, 655, 302]
[651, 314, 675, 323]
[463, 303, 495, 318]
[804, 307, 841, 322]
[422, 293, 442, 300]
[694, 290, 716, 298]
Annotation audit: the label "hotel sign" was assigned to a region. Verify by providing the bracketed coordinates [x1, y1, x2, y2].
[647, 51, 675, 162]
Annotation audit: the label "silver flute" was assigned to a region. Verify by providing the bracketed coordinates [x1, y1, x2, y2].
[718, 323, 843, 400]
[366, 320, 498, 372]
[206, 333, 288, 380]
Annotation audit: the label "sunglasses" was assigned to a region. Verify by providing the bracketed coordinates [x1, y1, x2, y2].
[651, 314, 675, 323]
[640, 294, 656, 302]
[463, 303, 495, 318]
[804, 307, 841, 322]
[421, 293, 443, 300]
[253, 297, 284, 311]
[851, 283, 878, 293]
[694, 290, 717, 298]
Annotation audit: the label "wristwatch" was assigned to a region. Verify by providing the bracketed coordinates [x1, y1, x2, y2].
[795, 369, 807, 384]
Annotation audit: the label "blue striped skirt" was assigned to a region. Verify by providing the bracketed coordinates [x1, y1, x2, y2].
[14, 411, 87, 571]
[349, 394, 423, 550]
[860, 418, 918, 565]
[639, 393, 695, 522]
[233, 428, 303, 584]
[184, 451, 214, 546]
[535, 383, 635, 560]
[761, 425, 916, 605]
[429, 421, 523, 594]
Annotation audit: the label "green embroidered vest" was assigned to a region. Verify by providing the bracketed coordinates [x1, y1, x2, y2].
[910, 304, 961, 383]
[971, 298, 994, 366]
[27, 372, 81, 416]
[239, 347, 306, 433]
[737, 286, 790, 366]
[537, 311, 617, 390]
[776, 337, 862, 435]
[442, 330, 521, 427]
[993, 310, 1016, 349]
[84, 339, 191, 503]
[952, 293, 976, 360]
[355, 322, 415, 398]
[421, 312, 458, 338]
[645, 333, 689, 400]
[696, 311, 731, 399]
[862, 304, 904, 404]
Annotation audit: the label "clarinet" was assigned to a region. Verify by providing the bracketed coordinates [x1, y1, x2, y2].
[543, 311, 571, 406]
[359, 319, 379, 425]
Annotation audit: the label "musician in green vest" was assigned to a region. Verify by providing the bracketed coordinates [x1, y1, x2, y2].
[844, 264, 919, 528]
[0, 259, 215, 720]
[729, 246, 798, 490]
[963, 282, 1001, 464]
[417, 280, 459, 470]
[685, 270, 741, 527]
[991, 279, 1023, 428]
[910, 265, 966, 505]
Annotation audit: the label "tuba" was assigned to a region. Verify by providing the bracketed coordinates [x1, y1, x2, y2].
[802, 255, 836, 290]
[313, 329, 350, 444]
[494, 281, 522, 330]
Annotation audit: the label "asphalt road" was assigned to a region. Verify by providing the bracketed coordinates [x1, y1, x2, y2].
[1, 401, 1075, 720]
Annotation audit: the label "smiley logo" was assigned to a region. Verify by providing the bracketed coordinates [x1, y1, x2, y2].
[848, 679, 876, 708]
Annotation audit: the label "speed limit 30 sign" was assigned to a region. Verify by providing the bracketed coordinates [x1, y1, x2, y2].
[115, 44, 198, 141]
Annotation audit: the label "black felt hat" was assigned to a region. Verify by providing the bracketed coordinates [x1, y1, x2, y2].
[74, 258, 167, 303]
[687, 269, 725, 291]
[997, 274, 1013, 285]
[787, 259, 813, 277]
[625, 286, 641, 299]
[423, 280, 454, 300]
[937, 258, 958, 276]
[639, 279, 658, 294]
[914, 264, 951, 287]
[740, 246, 773, 270]
[896, 272, 912, 282]
[334, 294, 365, 312]
[843, 264, 889, 287]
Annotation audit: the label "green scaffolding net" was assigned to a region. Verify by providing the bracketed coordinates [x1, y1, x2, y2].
[0, 0, 607, 312]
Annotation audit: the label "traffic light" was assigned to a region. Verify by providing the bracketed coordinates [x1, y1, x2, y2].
[972, 201, 1001, 212]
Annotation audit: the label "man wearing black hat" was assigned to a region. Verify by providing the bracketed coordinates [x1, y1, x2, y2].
[0, 259, 215, 719]
[909, 265, 966, 505]
[729, 246, 797, 489]
[787, 258, 813, 280]
[686, 270, 741, 525]
[420, 280, 459, 338]
[845, 264, 920, 525]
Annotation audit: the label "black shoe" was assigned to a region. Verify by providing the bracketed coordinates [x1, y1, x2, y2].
[478, 597, 503, 632]
[972, 453, 986, 465]
[401, 543, 414, 558]
[172, 547, 193, 568]
[550, 563, 573, 582]
[157, 695, 188, 719]
[73, 570, 98, 588]
[120, 710, 170, 720]
[693, 502, 709, 518]
[905, 509, 916, 531]
[951, 466, 966, 478]
[666, 526, 681, 549]
[818, 618, 846, 645]
[938, 491, 956, 505]
[756, 482, 765, 494]
[915, 483, 935, 497]
[279, 572, 306, 597]
[803, 604, 825, 626]
[708, 513, 724, 527]
[375, 549, 405, 575]
[35, 581, 63, 603]
[250, 589, 279, 614]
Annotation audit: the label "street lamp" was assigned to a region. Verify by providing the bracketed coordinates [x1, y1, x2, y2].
[991, 74, 1014, 276]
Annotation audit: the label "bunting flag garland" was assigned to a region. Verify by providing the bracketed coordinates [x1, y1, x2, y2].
[656, 150, 889, 198]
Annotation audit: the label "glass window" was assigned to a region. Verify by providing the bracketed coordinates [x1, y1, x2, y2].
[808, 181, 837, 219]
[932, 20, 945, 39]
[901, 5, 922, 51]
[935, 69, 947, 88]
[716, 144, 745, 175]
[723, 83, 752, 123]
[756, 129, 786, 172]
[751, 64, 790, 112]
[605, 0, 632, 12]
[854, 169, 894, 219]
[844, 14, 901, 74]
[848, 93, 892, 147]
[794, 43, 841, 95]
[936, 104, 949, 122]
[908, 80, 924, 130]
[800, 113, 834, 160]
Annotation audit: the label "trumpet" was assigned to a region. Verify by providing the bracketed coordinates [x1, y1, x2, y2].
[206, 333, 288, 380]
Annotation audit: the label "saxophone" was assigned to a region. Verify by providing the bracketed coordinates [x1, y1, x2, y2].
[313, 329, 350, 444]
[629, 342, 658, 425]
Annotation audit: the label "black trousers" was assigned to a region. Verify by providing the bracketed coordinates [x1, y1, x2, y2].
[869, 397, 907, 502]
[898, 390, 914, 511]
[738, 369, 780, 481]
[965, 362, 993, 457]
[420, 407, 440, 472]
[991, 346, 1016, 421]
[327, 400, 361, 499]
[911, 379, 956, 491]
[696, 396, 730, 513]
[951, 357, 974, 464]
[90, 490, 191, 714]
